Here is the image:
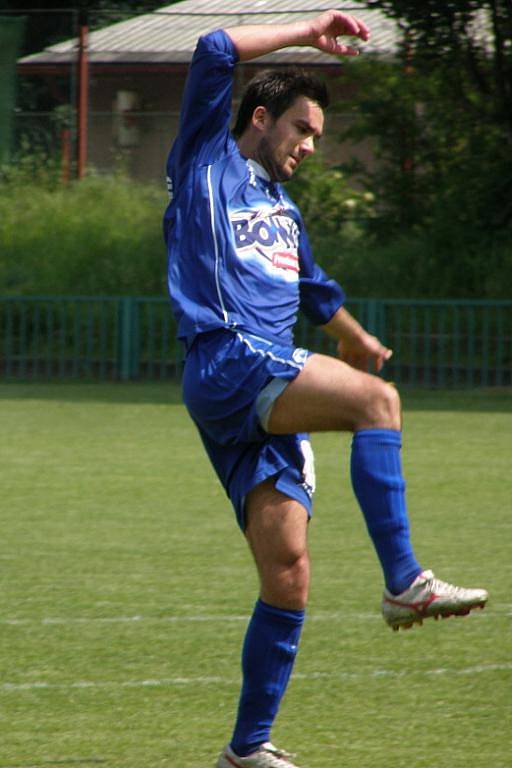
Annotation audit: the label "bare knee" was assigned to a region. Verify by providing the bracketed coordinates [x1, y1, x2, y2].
[357, 379, 401, 431]
[259, 548, 310, 611]
[245, 481, 310, 611]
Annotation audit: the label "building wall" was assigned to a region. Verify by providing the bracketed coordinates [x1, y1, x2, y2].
[88, 70, 184, 183]
[86, 64, 376, 185]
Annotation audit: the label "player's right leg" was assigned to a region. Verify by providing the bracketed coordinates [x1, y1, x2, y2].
[244, 477, 310, 611]
[217, 480, 309, 768]
[181, 329, 315, 765]
[266, 352, 488, 629]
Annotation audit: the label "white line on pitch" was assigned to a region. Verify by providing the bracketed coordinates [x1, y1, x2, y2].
[4, 605, 505, 627]
[1, 612, 383, 626]
[3, 663, 511, 693]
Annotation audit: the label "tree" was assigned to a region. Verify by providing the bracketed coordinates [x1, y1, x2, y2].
[336, 1, 512, 296]
[343, 2, 512, 232]
[365, 1, 512, 135]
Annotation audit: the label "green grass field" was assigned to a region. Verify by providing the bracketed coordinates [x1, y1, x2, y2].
[1, 383, 511, 768]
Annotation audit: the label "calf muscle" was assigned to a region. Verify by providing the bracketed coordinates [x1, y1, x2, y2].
[245, 480, 310, 611]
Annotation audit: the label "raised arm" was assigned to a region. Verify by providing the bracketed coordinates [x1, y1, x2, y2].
[225, 9, 370, 62]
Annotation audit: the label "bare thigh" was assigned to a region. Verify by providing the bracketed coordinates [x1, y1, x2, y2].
[267, 352, 401, 434]
[245, 479, 310, 611]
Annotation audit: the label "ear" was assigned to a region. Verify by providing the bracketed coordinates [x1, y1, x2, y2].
[251, 105, 269, 132]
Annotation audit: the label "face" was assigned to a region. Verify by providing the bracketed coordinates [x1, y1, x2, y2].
[254, 96, 324, 182]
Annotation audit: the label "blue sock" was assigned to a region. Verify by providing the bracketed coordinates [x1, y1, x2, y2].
[351, 428, 422, 595]
[230, 599, 304, 758]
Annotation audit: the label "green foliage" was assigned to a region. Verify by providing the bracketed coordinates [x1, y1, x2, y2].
[0, 165, 166, 296]
[288, 153, 375, 236]
[285, 149, 512, 298]
[288, 153, 375, 243]
[1, 157, 510, 300]
[341, 52, 512, 235]
[321, 232, 512, 299]
[325, 1, 512, 296]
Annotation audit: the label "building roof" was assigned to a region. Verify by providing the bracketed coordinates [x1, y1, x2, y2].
[18, 0, 403, 68]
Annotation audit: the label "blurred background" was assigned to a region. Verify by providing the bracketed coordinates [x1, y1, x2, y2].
[0, 1, 511, 384]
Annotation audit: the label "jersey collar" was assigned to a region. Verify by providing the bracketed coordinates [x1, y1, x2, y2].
[246, 158, 271, 182]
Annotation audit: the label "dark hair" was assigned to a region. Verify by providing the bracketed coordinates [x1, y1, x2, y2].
[232, 68, 329, 138]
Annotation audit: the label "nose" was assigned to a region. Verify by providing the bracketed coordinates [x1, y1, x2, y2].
[299, 136, 315, 157]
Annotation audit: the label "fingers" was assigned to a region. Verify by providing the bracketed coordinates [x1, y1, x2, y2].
[374, 354, 386, 373]
[311, 11, 370, 58]
[317, 35, 361, 57]
[373, 346, 392, 372]
[339, 351, 370, 372]
[333, 11, 370, 42]
[338, 346, 393, 373]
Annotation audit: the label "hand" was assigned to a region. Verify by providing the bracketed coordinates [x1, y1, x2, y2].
[336, 332, 392, 373]
[307, 10, 370, 56]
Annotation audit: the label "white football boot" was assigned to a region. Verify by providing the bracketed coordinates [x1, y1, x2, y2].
[382, 569, 488, 630]
[216, 742, 301, 768]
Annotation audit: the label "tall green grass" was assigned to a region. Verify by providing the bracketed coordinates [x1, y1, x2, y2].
[1, 383, 510, 768]
[0, 168, 166, 296]
[1, 162, 510, 299]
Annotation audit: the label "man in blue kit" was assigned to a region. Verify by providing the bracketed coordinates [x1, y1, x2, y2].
[164, 10, 488, 768]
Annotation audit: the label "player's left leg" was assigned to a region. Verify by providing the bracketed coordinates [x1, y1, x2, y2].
[224, 479, 308, 766]
[266, 353, 422, 597]
[265, 353, 488, 629]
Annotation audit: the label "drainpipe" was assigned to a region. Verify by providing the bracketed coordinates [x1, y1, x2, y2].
[77, 22, 88, 179]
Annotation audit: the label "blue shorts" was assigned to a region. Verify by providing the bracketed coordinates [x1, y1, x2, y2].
[182, 328, 315, 530]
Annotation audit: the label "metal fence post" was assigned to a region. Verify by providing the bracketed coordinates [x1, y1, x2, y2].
[366, 298, 378, 335]
[119, 297, 134, 381]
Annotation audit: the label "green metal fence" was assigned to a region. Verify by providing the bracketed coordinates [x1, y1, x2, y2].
[1, 295, 511, 387]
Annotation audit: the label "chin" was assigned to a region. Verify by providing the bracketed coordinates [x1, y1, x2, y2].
[275, 165, 294, 183]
